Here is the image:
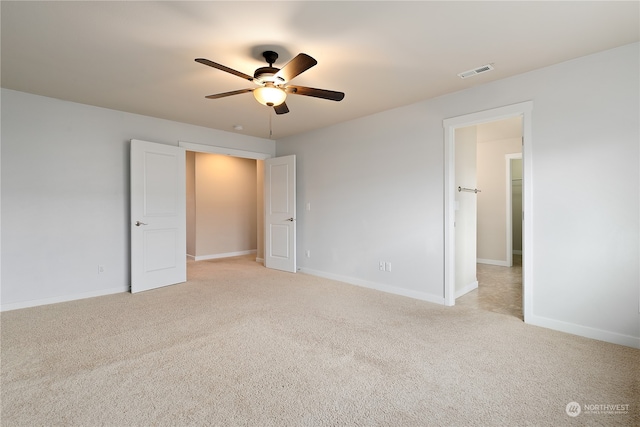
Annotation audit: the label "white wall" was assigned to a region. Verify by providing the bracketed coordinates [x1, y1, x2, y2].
[454, 126, 478, 297]
[277, 43, 639, 347]
[277, 105, 446, 303]
[476, 137, 522, 264]
[1, 89, 274, 310]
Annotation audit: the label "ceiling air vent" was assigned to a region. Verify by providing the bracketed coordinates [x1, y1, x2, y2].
[458, 64, 494, 79]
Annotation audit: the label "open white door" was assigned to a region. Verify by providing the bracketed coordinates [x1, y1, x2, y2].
[264, 155, 296, 272]
[130, 139, 186, 293]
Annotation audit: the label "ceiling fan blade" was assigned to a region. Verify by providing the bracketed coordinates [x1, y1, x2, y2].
[286, 85, 345, 101]
[274, 54, 317, 83]
[205, 89, 253, 99]
[195, 58, 254, 82]
[274, 102, 289, 115]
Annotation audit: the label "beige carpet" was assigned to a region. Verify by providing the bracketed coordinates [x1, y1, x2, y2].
[2, 255, 638, 426]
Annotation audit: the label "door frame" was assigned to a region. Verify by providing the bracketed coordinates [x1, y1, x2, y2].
[443, 101, 533, 323]
[506, 153, 523, 268]
[178, 141, 279, 267]
[179, 141, 273, 161]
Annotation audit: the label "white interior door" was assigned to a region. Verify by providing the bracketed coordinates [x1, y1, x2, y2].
[131, 139, 186, 293]
[264, 155, 296, 272]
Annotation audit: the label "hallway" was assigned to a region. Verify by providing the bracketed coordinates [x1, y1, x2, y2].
[456, 255, 523, 320]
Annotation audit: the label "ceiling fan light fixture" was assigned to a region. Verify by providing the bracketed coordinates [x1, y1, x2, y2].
[253, 85, 287, 107]
[197, 52, 343, 115]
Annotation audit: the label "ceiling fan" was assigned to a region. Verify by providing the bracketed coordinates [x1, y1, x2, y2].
[195, 51, 345, 115]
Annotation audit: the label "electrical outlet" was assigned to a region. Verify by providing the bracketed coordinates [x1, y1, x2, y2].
[379, 261, 385, 271]
[98, 265, 105, 274]
[385, 262, 392, 272]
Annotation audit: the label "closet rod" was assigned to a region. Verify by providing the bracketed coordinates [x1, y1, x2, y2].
[458, 186, 481, 194]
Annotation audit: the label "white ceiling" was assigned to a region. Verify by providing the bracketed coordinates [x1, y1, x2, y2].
[476, 116, 522, 144]
[2, 1, 638, 139]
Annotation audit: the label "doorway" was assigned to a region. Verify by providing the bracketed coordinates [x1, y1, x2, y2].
[180, 141, 298, 274]
[130, 140, 295, 293]
[443, 101, 533, 322]
[186, 151, 261, 262]
[178, 141, 272, 263]
[452, 118, 523, 318]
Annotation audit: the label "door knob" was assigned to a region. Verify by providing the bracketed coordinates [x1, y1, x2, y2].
[135, 221, 148, 226]
[285, 218, 295, 222]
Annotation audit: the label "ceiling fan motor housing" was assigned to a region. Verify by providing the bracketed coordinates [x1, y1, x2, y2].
[255, 51, 282, 83]
[254, 66, 280, 82]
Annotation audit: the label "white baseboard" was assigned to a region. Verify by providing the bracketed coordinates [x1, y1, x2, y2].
[527, 313, 640, 349]
[477, 258, 510, 267]
[455, 280, 478, 299]
[1, 285, 129, 312]
[193, 249, 257, 261]
[255, 257, 264, 264]
[299, 267, 445, 305]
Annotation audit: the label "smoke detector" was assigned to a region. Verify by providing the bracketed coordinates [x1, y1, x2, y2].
[458, 64, 494, 79]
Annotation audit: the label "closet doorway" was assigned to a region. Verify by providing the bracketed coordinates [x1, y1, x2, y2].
[186, 151, 261, 263]
[454, 118, 523, 319]
[443, 101, 533, 322]
[181, 142, 272, 266]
